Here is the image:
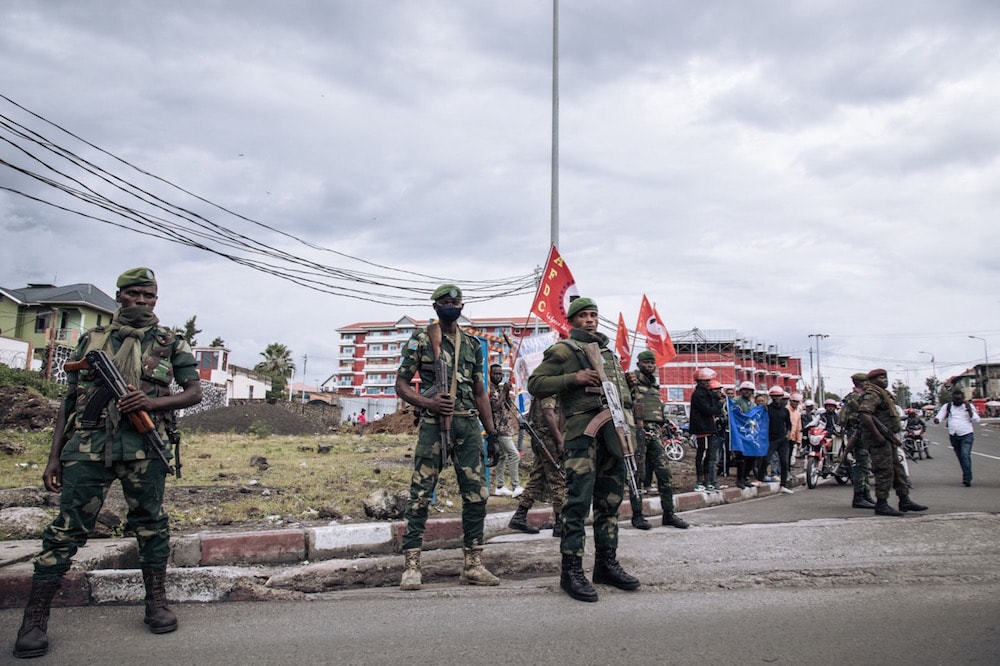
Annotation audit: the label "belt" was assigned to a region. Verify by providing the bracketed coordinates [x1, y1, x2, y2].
[451, 409, 478, 418]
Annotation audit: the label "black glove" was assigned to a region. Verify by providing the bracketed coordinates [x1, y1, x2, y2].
[486, 432, 500, 467]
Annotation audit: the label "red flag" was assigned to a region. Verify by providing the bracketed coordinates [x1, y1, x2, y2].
[615, 313, 632, 371]
[636, 295, 676, 366]
[529, 245, 579, 337]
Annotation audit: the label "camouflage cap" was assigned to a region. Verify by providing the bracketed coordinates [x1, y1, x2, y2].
[566, 297, 598, 319]
[116, 267, 157, 289]
[851, 372, 869, 383]
[637, 350, 656, 361]
[431, 284, 462, 301]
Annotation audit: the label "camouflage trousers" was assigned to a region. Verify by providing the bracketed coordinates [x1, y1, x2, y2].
[402, 415, 488, 550]
[34, 459, 169, 581]
[631, 426, 675, 513]
[851, 440, 872, 496]
[561, 423, 625, 558]
[867, 439, 909, 502]
[517, 438, 566, 515]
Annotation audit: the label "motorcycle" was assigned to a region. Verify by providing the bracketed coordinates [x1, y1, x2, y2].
[805, 422, 852, 489]
[659, 421, 686, 462]
[902, 426, 930, 460]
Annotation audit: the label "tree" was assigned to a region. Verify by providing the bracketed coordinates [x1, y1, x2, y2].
[924, 376, 941, 404]
[892, 379, 911, 409]
[255, 342, 295, 398]
[173, 316, 202, 346]
[210, 337, 225, 348]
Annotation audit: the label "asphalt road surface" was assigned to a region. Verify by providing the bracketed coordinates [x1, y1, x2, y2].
[3, 421, 997, 664]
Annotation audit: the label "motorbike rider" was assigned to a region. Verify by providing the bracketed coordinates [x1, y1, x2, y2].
[903, 408, 931, 459]
[815, 399, 842, 435]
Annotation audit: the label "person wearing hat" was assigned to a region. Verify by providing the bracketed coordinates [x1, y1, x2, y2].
[788, 392, 804, 462]
[528, 297, 640, 602]
[14, 268, 202, 659]
[839, 372, 876, 509]
[690, 367, 722, 492]
[394, 284, 501, 591]
[857, 369, 929, 516]
[732, 381, 758, 489]
[630, 351, 690, 528]
[765, 386, 794, 493]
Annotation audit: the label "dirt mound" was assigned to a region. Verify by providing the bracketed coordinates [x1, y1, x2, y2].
[179, 402, 321, 435]
[367, 407, 418, 435]
[0, 387, 58, 431]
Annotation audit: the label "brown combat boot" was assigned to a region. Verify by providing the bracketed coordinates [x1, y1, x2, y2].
[400, 548, 422, 590]
[13, 578, 61, 659]
[142, 567, 178, 634]
[458, 546, 499, 586]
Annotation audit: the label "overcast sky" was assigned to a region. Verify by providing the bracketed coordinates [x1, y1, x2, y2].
[2, 0, 998, 398]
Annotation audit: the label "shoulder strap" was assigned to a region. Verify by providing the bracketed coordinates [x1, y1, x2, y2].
[966, 403, 974, 418]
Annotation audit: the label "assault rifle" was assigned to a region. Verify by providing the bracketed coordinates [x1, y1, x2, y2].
[425, 323, 452, 468]
[509, 400, 565, 480]
[582, 343, 640, 499]
[64, 349, 179, 477]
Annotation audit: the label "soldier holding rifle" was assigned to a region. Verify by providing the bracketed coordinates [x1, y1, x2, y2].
[528, 297, 640, 603]
[507, 394, 567, 537]
[14, 268, 201, 660]
[394, 284, 501, 591]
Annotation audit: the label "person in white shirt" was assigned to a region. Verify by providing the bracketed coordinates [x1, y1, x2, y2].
[934, 389, 981, 487]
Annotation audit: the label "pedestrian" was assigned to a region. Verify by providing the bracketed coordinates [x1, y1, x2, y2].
[630, 351, 689, 528]
[766, 387, 794, 494]
[689, 367, 722, 492]
[507, 395, 567, 537]
[857, 369, 928, 516]
[787, 392, 803, 464]
[528, 297, 640, 603]
[839, 373, 876, 509]
[934, 389, 980, 487]
[732, 381, 758, 489]
[13, 268, 202, 660]
[488, 364, 524, 497]
[357, 408, 366, 436]
[393, 284, 501, 591]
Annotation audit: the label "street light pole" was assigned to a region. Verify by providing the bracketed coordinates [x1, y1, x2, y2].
[808, 334, 829, 402]
[968, 335, 990, 398]
[918, 351, 937, 404]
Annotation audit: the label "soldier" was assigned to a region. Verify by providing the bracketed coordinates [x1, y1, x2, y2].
[393, 284, 501, 591]
[14, 268, 202, 660]
[507, 394, 567, 537]
[857, 369, 928, 516]
[839, 372, 876, 509]
[527, 297, 640, 603]
[488, 363, 523, 497]
[631, 350, 689, 528]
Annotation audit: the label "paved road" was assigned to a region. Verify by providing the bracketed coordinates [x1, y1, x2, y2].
[2, 421, 996, 664]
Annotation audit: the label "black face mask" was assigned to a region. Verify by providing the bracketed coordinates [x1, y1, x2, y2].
[434, 304, 463, 323]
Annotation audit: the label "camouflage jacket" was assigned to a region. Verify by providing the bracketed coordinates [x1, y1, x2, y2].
[398, 326, 484, 414]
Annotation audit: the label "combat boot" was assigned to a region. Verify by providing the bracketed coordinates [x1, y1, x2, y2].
[852, 493, 876, 509]
[508, 505, 540, 534]
[662, 512, 689, 529]
[592, 548, 640, 591]
[400, 548, 422, 590]
[141, 567, 177, 634]
[560, 553, 598, 602]
[899, 497, 928, 513]
[874, 499, 904, 517]
[13, 578, 60, 659]
[863, 491, 876, 505]
[630, 498, 651, 530]
[458, 546, 499, 586]
[551, 512, 561, 538]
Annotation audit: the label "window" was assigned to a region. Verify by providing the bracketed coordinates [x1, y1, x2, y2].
[34, 312, 50, 334]
[667, 387, 685, 401]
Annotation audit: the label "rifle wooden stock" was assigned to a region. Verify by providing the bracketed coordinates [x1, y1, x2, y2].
[427, 323, 452, 468]
[65, 350, 178, 477]
[581, 343, 641, 499]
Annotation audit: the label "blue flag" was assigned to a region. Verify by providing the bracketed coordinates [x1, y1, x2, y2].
[728, 398, 770, 456]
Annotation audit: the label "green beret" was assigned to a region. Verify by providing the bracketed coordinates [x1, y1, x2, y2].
[116, 267, 157, 289]
[851, 372, 869, 383]
[431, 284, 462, 301]
[866, 368, 888, 379]
[567, 297, 598, 319]
[637, 351, 656, 361]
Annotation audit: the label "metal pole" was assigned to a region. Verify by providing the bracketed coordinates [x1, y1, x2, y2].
[918, 351, 937, 404]
[969, 335, 990, 398]
[808, 334, 828, 402]
[550, 0, 559, 248]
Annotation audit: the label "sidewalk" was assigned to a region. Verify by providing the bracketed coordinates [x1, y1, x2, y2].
[0, 480, 790, 608]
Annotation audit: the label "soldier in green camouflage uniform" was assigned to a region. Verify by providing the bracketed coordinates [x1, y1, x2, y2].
[630, 351, 689, 529]
[394, 284, 500, 591]
[527, 297, 640, 603]
[857, 369, 928, 517]
[839, 372, 875, 509]
[14, 268, 202, 660]
[507, 394, 567, 536]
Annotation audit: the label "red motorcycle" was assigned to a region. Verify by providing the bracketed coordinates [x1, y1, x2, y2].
[903, 426, 930, 460]
[805, 423, 852, 489]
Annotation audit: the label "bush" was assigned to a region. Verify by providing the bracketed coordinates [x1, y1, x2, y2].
[248, 420, 272, 438]
[0, 366, 64, 399]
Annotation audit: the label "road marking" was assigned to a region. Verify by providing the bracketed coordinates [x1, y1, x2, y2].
[929, 440, 1000, 461]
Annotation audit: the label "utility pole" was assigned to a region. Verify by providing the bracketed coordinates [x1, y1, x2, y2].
[968, 335, 990, 398]
[300, 353, 308, 403]
[550, 0, 560, 249]
[918, 351, 937, 404]
[808, 334, 829, 402]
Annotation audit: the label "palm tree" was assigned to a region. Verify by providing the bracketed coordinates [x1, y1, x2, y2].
[255, 343, 295, 397]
